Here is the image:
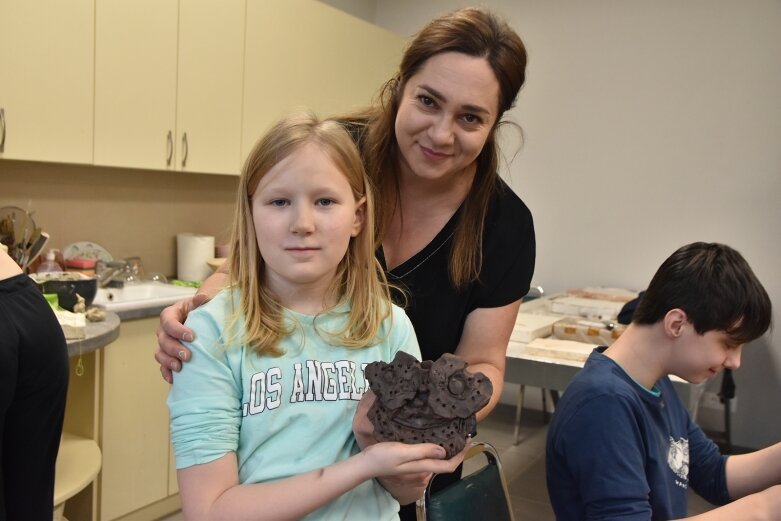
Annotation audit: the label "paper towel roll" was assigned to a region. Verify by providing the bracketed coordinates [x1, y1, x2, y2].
[177, 233, 215, 282]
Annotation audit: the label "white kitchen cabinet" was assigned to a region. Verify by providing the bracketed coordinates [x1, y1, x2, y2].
[242, 0, 403, 158]
[93, 0, 178, 171]
[99, 317, 180, 520]
[0, 0, 94, 164]
[176, 0, 245, 175]
[2, 0, 400, 174]
[94, 0, 244, 175]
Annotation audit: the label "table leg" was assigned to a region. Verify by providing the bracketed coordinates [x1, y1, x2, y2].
[513, 384, 526, 445]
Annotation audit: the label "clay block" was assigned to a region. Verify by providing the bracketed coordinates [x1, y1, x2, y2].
[365, 351, 492, 458]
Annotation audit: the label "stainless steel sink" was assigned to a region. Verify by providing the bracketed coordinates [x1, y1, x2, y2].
[92, 282, 196, 312]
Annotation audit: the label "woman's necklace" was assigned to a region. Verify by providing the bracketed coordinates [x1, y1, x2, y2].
[389, 229, 455, 279]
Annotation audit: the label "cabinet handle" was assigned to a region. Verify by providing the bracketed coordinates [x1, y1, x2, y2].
[166, 130, 173, 166]
[181, 132, 188, 168]
[0, 108, 6, 153]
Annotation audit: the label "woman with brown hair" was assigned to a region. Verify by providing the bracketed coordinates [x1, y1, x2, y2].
[156, 7, 535, 516]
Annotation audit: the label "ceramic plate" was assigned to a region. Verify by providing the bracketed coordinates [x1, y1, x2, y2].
[62, 241, 113, 261]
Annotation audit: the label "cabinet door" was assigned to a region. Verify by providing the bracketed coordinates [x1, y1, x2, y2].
[242, 0, 403, 159]
[168, 441, 179, 495]
[94, 0, 178, 170]
[0, 0, 94, 164]
[176, 0, 245, 175]
[100, 318, 171, 521]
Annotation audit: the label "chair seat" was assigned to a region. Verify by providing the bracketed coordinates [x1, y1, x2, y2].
[418, 441, 515, 521]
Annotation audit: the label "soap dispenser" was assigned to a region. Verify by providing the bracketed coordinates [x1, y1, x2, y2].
[37, 249, 63, 274]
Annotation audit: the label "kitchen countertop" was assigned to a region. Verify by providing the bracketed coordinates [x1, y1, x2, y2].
[112, 304, 172, 321]
[66, 311, 120, 357]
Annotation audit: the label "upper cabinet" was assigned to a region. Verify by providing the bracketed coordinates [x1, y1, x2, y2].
[93, 0, 178, 171]
[176, 0, 245, 175]
[94, 0, 244, 175]
[242, 0, 403, 158]
[0, 0, 95, 164]
[1, 0, 402, 174]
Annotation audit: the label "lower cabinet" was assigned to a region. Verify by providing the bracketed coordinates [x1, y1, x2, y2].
[99, 317, 180, 520]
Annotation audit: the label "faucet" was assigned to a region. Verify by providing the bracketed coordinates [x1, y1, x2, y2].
[96, 260, 128, 288]
[523, 284, 545, 302]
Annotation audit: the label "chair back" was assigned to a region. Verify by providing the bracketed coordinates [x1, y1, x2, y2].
[416, 441, 515, 521]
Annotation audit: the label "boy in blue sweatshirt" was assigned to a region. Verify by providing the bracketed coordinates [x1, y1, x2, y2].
[547, 242, 780, 520]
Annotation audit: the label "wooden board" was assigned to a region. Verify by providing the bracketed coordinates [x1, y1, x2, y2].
[523, 338, 597, 363]
[511, 313, 564, 343]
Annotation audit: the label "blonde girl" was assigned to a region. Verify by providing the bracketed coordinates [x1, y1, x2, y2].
[167, 113, 462, 521]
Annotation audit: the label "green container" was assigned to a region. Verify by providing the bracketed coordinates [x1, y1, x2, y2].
[43, 293, 60, 309]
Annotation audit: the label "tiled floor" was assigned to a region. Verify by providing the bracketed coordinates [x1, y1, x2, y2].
[161, 403, 717, 520]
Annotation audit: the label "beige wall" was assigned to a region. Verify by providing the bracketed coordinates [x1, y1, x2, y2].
[0, 159, 238, 277]
[318, 0, 376, 23]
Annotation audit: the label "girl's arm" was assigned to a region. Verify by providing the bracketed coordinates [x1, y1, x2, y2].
[454, 299, 522, 421]
[178, 441, 462, 520]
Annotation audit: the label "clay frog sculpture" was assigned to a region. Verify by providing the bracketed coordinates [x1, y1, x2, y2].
[365, 351, 493, 458]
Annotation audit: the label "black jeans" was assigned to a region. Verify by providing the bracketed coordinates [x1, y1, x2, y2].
[0, 274, 69, 521]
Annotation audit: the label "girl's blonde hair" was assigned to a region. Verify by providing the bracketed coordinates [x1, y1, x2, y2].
[227, 112, 392, 356]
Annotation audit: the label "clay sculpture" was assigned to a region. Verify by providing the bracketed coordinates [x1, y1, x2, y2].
[364, 351, 493, 458]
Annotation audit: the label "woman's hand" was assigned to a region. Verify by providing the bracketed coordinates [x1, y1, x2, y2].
[353, 389, 378, 450]
[154, 294, 206, 382]
[155, 270, 230, 382]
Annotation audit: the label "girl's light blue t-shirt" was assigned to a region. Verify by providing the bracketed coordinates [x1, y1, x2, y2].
[168, 289, 421, 521]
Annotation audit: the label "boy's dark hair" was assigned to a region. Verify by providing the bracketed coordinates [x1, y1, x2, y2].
[633, 242, 772, 344]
